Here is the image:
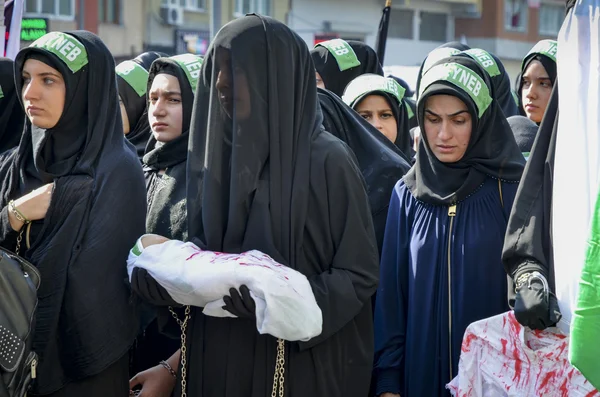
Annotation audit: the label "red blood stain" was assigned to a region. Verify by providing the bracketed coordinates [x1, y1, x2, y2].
[462, 333, 477, 353]
[539, 371, 556, 390]
[585, 390, 600, 397]
[501, 338, 508, 355]
[186, 252, 200, 261]
[558, 369, 574, 396]
[512, 346, 522, 385]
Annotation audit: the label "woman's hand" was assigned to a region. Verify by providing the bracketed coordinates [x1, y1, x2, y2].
[8, 183, 53, 231]
[141, 234, 170, 247]
[129, 365, 176, 397]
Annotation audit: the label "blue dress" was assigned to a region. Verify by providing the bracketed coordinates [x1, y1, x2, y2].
[374, 177, 518, 397]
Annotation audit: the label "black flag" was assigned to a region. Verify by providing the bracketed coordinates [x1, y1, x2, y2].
[375, 0, 392, 65]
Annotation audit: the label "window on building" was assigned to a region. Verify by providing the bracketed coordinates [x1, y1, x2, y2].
[98, 0, 122, 24]
[388, 9, 414, 39]
[504, 0, 528, 32]
[25, 0, 74, 19]
[419, 12, 448, 42]
[539, 3, 563, 36]
[235, 0, 271, 16]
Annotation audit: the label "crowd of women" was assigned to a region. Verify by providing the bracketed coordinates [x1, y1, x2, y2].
[0, 11, 564, 397]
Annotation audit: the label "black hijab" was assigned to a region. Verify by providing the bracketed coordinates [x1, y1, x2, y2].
[404, 56, 525, 205]
[517, 40, 558, 115]
[143, 54, 202, 170]
[311, 39, 384, 96]
[116, 51, 166, 160]
[458, 48, 520, 117]
[415, 42, 471, 98]
[0, 58, 24, 154]
[1, 31, 146, 393]
[343, 73, 415, 160]
[508, 115, 538, 156]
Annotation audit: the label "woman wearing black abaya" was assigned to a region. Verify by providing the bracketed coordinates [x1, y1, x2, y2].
[516, 40, 557, 124]
[0, 31, 146, 396]
[0, 57, 25, 154]
[116, 51, 166, 160]
[311, 38, 384, 96]
[131, 14, 379, 397]
[343, 73, 415, 160]
[130, 53, 202, 379]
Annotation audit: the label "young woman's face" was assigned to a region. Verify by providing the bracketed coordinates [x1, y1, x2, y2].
[355, 94, 398, 143]
[119, 96, 130, 135]
[21, 58, 66, 129]
[215, 49, 252, 121]
[423, 94, 472, 163]
[315, 72, 325, 90]
[521, 60, 553, 124]
[148, 73, 183, 143]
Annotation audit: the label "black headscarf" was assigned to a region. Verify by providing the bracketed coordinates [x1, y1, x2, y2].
[116, 51, 166, 160]
[0, 58, 24, 154]
[458, 48, 520, 117]
[311, 39, 384, 96]
[143, 54, 201, 170]
[415, 42, 471, 98]
[404, 55, 525, 205]
[318, 86, 410, 250]
[508, 115, 538, 155]
[517, 40, 558, 116]
[1, 31, 146, 393]
[342, 73, 415, 161]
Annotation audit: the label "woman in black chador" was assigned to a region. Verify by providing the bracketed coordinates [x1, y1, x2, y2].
[131, 14, 379, 397]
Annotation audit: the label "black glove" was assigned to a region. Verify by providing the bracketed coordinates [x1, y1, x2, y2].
[223, 285, 256, 319]
[513, 271, 562, 330]
[130, 267, 179, 307]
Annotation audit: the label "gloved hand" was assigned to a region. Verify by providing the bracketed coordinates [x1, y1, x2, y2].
[223, 285, 256, 319]
[513, 271, 562, 330]
[131, 267, 179, 307]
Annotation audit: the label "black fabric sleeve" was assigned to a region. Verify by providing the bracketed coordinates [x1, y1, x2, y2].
[502, 85, 558, 306]
[0, 206, 18, 251]
[298, 143, 379, 350]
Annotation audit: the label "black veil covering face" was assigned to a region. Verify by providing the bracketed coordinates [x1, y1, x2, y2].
[0, 57, 25, 154]
[116, 51, 166, 160]
[458, 48, 520, 117]
[0, 31, 146, 394]
[405, 55, 525, 205]
[311, 39, 384, 96]
[145, 14, 379, 397]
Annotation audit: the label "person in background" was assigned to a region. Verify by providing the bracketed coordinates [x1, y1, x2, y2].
[517, 40, 557, 124]
[343, 73, 415, 161]
[0, 30, 146, 396]
[508, 115, 539, 160]
[374, 55, 524, 397]
[311, 38, 383, 97]
[0, 57, 25, 154]
[116, 51, 166, 161]
[389, 75, 418, 129]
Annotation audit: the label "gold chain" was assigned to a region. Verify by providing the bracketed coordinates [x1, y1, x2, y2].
[169, 305, 191, 397]
[271, 338, 285, 397]
[15, 228, 24, 255]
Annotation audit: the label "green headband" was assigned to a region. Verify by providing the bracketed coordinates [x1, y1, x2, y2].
[30, 32, 88, 73]
[419, 62, 493, 118]
[523, 40, 558, 68]
[315, 39, 361, 72]
[343, 74, 406, 107]
[462, 49, 501, 77]
[116, 60, 150, 97]
[422, 47, 461, 76]
[170, 53, 203, 93]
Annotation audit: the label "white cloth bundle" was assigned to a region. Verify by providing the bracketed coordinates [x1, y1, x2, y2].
[447, 312, 596, 397]
[127, 236, 323, 342]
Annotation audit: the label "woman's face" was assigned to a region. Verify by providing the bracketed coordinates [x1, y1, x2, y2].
[423, 94, 472, 163]
[355, 94, 398, 143]
[21, 58, 66, 129]
[315, 72, 325, 90]
[521, 60, 553, 124]
[215, 49, 252, 121]
[148, 73, 183, 143]
[119, 96, 130, 135]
